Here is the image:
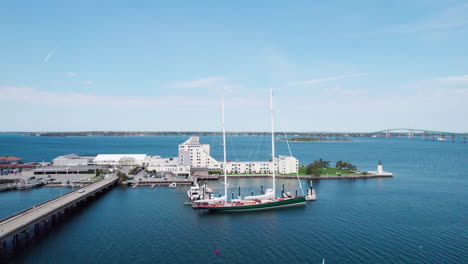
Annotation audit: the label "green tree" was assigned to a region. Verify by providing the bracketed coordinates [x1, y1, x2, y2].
[336, 161, 343, 169]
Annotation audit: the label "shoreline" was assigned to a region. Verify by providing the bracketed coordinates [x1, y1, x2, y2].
[213, 173, 393, 180]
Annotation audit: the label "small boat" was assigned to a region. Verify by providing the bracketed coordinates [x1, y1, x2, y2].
[187, 181, 202, 201]
[16, 179, 43, 190]
[169, 182, 177, 188]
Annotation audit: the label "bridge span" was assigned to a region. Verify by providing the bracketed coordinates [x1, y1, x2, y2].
[368, 128, 467, 142]
[0, 175, 118, 246]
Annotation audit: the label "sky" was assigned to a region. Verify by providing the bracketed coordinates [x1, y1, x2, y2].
[1, 0, 467, 132]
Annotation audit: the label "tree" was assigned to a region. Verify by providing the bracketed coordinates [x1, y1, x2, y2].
[336, 161, 344, 169]
[335, 161, 357, 171]
[305, 159, 330, 175]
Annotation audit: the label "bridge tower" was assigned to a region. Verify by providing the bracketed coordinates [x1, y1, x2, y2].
[385, 131, 390, 138]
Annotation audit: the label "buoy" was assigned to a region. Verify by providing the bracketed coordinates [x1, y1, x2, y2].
[215, 249, 219, 255]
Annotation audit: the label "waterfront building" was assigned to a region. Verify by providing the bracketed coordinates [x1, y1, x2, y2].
[177, 137, 221, 170]
[32, 165, 100, 175]
[53, 154, 93, 166]
[93, 154, 147, 166]
[177, 137, 299, 174]
[0, 156, 23, 164]
[145, 156, 190, 176]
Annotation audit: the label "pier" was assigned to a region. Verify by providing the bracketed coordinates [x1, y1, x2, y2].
[0, 175, 118, 246]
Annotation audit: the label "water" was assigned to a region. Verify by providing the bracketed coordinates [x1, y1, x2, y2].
[0, 134, 467, 263]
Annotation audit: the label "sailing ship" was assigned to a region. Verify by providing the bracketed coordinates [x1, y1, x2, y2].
[193, 90, 306, 212]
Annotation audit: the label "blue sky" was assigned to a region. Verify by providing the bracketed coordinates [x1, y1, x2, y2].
[1, 0, 467, 132]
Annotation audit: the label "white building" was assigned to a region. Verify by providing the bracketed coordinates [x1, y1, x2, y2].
[93, 154, 147, 166]
[146, 156, 190, 176]
[53, 154, 91, 167]
[177, 137, 221, 170]
[277, 155, 299, 174]
[176, 137, 298, 174]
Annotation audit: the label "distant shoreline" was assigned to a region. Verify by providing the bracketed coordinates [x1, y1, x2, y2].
[20, 131, 367, 137]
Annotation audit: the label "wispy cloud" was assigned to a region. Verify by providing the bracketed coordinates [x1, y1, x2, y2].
[288, 73, 368, 86]
[167, 76, 227, 88]
[0, 86, 210, 109]
[356, 3, 468, 36]
[67, 72, 78, 77]
[43, 49, 56, 64]
[414, 74, 468, 88]
[83, 81, 94, 85]
[433, 75, 468, 84]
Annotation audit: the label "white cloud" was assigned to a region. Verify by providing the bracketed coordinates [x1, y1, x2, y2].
[83, 81, 94, 85]
[67, 72, 78, 77]
[433, 75, 468, 84]
[412, 74, 468, 89]
[43, 49, 56, 64]
[288, 73, 368, 86]
[0, 86, 210, 109]
[356, 3, 468, 36]
[167, 76, 227, 88]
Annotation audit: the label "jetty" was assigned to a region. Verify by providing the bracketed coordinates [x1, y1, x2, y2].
[225, 174, 392, 180]
[0, 175, 118, 246]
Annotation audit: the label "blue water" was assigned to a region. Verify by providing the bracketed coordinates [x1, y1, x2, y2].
[0, 134, 467, 263]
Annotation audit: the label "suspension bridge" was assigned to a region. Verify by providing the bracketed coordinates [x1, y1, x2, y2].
[367, 128, 468, 143]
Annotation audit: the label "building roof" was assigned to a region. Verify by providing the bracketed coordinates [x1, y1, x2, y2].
[181, 137, 200, 145]
[0, 156, 23, 161]
[33, 165, 101, 172]
[94, 154, 147, 162]
[54, 154, 81, 160]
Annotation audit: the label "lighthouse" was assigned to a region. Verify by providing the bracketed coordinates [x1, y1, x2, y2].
[377, 161, 383, 175]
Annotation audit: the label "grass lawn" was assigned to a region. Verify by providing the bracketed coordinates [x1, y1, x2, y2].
[295, 166, 359, 176]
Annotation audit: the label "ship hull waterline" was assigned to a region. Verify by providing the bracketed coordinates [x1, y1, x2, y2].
[194, 196, 306, 212]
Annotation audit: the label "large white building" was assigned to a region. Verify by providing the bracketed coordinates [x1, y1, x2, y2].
[53, 154, 91, 167]
[146, 156, 190, 176]
[177, 137, 221, 170]
[175, 137, 298, 174]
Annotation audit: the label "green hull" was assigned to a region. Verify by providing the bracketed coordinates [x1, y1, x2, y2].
[200, 196, 306, 212]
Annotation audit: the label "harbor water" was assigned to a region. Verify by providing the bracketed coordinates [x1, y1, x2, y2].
[0, 134, 467, 263]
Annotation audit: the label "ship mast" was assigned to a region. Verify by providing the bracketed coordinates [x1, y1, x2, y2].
[270, 89, 276, 197]
[222, 96, 228, 200]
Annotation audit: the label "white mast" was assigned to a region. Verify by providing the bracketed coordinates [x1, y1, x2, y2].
[222, 96, 228, 200]
[270, 88, 276, 197]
